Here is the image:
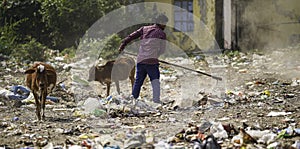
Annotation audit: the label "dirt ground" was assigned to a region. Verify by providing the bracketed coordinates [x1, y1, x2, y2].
[0, 47, 299, 148]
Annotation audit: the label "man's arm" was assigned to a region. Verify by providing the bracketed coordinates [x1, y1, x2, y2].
[119, 27, 143, 52]
[158, 32, 166, 56]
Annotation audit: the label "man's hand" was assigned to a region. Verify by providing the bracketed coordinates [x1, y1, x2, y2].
[118, 46, 124, 54]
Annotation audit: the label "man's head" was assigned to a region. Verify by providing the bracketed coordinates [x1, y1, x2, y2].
[155, 14, 168, 30]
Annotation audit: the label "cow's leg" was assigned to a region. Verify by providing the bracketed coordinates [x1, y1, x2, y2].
[41, 90, 47, 121]
[33, 91, 41, 121]
[106, 83, 111, 97]
[129, 67, 135, 91]
[115, 81, 120, 94]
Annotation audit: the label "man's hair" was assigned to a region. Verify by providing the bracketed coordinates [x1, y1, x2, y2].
[155, 14, 169, 24]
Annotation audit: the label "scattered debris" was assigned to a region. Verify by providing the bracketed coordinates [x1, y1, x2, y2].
[0, 48, 299, 148]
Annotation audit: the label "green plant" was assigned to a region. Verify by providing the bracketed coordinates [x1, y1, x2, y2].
[61, 47, 76, 58]
[99, 34, 122, 60]
[60, 47, 76, 63]
[0, 20, 21, 56]
[12, 38, 47, 62]
[223, 49, 240, 58]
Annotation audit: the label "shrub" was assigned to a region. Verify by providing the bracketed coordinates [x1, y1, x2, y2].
[12, 38, 47, 62]
[0, 21, 20, 56]
[99, 34, 122, 60]
[60, 47, 76, 63]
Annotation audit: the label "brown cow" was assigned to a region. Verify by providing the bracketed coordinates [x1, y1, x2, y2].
[25, 62, 57, 121]
[88, 57, 135, 97]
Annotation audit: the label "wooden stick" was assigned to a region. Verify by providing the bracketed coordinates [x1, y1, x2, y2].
[123, 51, 222, 81]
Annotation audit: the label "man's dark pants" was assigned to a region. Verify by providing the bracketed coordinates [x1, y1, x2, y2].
[132, 63, 160, 103]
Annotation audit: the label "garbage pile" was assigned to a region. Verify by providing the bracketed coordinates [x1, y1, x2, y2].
[0, 47, 300, 148]
[167, 121, 300, 148]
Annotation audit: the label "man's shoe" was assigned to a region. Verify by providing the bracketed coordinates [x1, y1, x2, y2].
[125, 95, 135, 100]
[154, 100, 167, 105]
[122, 95, 135, 107]
[149, 101, 164, 109]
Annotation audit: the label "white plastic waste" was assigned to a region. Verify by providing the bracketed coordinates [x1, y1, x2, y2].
[246, 129, 271, 139]
[210, 122, 228, 139]
[267, 111, 292, 116]
[82, 97, 104, 114]
[257, 133, 277, 145]
[267, 142, 281, 148]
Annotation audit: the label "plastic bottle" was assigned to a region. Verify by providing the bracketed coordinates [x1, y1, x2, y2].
[106, 95, 113, 102]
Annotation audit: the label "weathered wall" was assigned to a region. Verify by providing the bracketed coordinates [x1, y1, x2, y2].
[232, 0, 300, 51]
[144, 0, 218, 54]
[141, 0, 300, 52]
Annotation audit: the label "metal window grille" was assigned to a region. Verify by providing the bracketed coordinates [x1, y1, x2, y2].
[174, 0, 194, 32]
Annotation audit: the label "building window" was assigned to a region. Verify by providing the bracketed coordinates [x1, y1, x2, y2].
[174, 0, 194, 32]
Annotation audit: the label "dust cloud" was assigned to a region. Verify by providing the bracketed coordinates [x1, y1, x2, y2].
[238, 0, 300, 50]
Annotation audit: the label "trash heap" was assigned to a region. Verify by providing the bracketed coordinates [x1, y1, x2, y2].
[0, 47, 300, 148]
[166, 120, 300, 148]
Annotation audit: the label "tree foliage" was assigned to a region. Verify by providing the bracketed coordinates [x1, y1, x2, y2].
[0, 20, 19, 55]
[99, 34, 122, 60]
[38, 0, 122, 49]
[0, 0, 146, 61]
[0, 0, 50, 45]
[0, 0, 123, 51]
[12, 38, 48, 62]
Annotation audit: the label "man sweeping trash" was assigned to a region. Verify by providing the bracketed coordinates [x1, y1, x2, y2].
[118, 14, 168, 106]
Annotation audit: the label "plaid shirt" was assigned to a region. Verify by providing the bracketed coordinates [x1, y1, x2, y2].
[120, 24, 166, 64]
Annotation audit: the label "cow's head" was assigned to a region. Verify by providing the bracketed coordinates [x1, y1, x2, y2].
[25, 64, 55, 90]
[88, 65, 105, 82]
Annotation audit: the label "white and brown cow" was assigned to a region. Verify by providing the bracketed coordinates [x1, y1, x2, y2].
[25, 62, 57, 121]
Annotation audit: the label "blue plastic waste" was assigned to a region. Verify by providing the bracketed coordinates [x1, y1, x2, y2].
[12, 85, 30, 95]
[59, 83, 67, 91]
[104, 145, 120, 149]
[12, 117, 19, 121]
[8, 85, 59, 102]
[46, 96, 59, 102]
[8, 85, 30, 100]
[106, 95, 113, 101]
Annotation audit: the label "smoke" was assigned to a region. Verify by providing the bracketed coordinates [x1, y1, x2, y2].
[238, 0, 300, 50]
[264, 45, 300, 79]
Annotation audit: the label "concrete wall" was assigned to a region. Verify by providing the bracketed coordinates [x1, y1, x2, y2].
[144, 0, 218, 54]
[142, 0, 300, 52]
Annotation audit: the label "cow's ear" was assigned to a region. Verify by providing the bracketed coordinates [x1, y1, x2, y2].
[46, 69, 56, 76]
[25, 68, 35, 74]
